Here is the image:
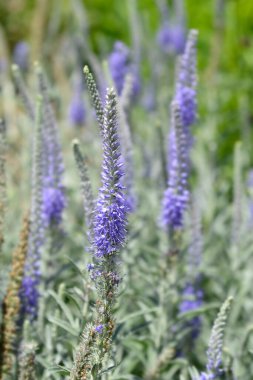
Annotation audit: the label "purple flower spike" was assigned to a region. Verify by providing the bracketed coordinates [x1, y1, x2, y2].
[161, 31, 198, 231]
[176, 30, 198, 131]
[93, 89, 128, 257]
[35, 64, 66, 226]
[22, 97, 45, 320]
[161, 103, 189, 230]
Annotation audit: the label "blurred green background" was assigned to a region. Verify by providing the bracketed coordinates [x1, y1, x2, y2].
[0, 0, 253, 170]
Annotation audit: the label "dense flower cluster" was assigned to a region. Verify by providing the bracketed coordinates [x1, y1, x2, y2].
[22, 276, 40, 317]
[41, 180, 65, 228]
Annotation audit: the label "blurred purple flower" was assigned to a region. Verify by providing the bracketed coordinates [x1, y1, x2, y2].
[108, 42, 128, 95]
[13, 41, 29, 70]
[37, 67, 66, 226]
[162, 187, 189, 229]
[179, 283, 203, 340]
[108, 41, 140, 97]
[69, 94, 86, 126]
[157, 22, 185, 55]
[42, 186, 66, 226]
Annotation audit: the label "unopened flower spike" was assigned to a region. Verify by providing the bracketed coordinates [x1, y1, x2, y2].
[19, 342, 37, 380]
[83, 65, 104, 131]
[198, 296, 234, 380]
[0, 213, 30, 376]
[176, 29, 198, 133]
[35, 62, 66, 226]
[72, 139, 94, 235]
[22, 95, 45, 320]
